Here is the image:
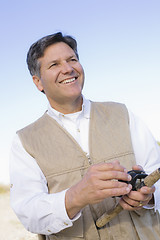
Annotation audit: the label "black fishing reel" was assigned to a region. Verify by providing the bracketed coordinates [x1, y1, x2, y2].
[124, 170, 148, 191]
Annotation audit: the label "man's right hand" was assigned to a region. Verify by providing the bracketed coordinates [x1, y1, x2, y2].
[65, 160, 132, 219]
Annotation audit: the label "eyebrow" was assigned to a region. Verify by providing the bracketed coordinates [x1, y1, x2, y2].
[48, 54, 78, 65]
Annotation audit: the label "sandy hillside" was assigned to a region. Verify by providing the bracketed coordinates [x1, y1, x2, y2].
[0, 192, 37, 240]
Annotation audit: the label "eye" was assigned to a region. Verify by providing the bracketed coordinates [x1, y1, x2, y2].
[49, 62, 57, 68]
[70, 58, 78, 62]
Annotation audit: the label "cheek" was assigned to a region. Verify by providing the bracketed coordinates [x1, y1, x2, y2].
[79, 64, 84, 72]
[77, 65, 85, 78]
[41, 72, 57, 85]
[75, 62, 84, 72]
[80, 68, 85, 83]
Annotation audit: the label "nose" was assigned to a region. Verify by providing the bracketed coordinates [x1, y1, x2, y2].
[61, 61, 73, 74]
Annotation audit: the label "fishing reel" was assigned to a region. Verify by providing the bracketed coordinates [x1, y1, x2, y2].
[123, 170, 148, 191]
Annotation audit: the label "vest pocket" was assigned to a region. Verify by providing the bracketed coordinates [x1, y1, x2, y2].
[48, 215, 84, 239]
[46, 170, 84, 239]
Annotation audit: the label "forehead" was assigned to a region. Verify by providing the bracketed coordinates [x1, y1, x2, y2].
[41, 42, 75, 61]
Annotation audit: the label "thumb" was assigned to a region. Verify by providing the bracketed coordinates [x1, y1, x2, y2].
[132, 165, 144, 171]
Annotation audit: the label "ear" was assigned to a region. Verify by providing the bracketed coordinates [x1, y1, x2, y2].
[32, 75, 44, 92]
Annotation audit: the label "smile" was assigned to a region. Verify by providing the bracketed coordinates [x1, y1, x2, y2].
[60, 77, 77, 84]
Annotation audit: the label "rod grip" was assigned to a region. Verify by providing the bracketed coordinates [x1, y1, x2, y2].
[144, 168, 160, 187]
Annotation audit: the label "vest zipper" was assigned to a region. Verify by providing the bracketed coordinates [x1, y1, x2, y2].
[86, 154, 92, 165]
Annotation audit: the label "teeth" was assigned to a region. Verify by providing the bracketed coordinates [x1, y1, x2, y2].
[61, 78, 76, 84]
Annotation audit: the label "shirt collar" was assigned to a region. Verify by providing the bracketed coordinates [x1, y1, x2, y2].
[47, 96, 91, 121]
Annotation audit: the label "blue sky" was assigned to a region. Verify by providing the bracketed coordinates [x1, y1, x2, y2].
[1, 0, 160, 184]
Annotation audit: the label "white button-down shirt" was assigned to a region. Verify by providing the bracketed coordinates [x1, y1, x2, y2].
[10, 98, 160, 235]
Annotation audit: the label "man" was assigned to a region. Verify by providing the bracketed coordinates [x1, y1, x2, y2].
[10, 32, 160, 240]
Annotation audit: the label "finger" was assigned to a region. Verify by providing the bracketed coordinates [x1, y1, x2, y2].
[140, 185, 155, 194]
[88, 169, 131, 182]
[119, 198, 136, 210]
[95, 179, 132, 190]
[124, 190, 153, 204]
[89, 164, 131, 182]
[99, 170, 132, 182]
[100, 184, 132, 199]
[93, 161, 127, 172]
[132, 165, 144, 171]
[120, 196, 148, 210]
[122, 195, 142, 207]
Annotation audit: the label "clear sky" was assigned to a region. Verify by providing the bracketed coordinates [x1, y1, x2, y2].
[1, 0, 160, 184]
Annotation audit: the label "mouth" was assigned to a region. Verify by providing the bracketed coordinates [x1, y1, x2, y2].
[60, 77, 77, 84]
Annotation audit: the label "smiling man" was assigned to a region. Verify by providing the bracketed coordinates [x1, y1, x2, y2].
[10, 32, 160, 240]
[32, 41, 84, 113]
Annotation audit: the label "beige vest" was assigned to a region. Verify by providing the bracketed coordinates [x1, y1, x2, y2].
[18, 102, 160, 240]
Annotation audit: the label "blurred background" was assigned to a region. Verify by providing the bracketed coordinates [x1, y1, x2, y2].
[0, 0, 160, 184]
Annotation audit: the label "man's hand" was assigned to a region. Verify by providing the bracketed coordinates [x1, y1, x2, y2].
[65, 160, 132, 219]
[119, 165, 155, 210]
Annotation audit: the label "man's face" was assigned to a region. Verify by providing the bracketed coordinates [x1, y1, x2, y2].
[33, 42, 84, 110]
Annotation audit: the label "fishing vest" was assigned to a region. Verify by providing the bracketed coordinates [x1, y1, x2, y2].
[18, 102, 160, 240]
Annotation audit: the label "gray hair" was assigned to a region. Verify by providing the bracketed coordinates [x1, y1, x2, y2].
[26, 32, 79, 77]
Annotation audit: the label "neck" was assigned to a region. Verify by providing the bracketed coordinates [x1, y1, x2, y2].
[49, 95, 83, 114]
